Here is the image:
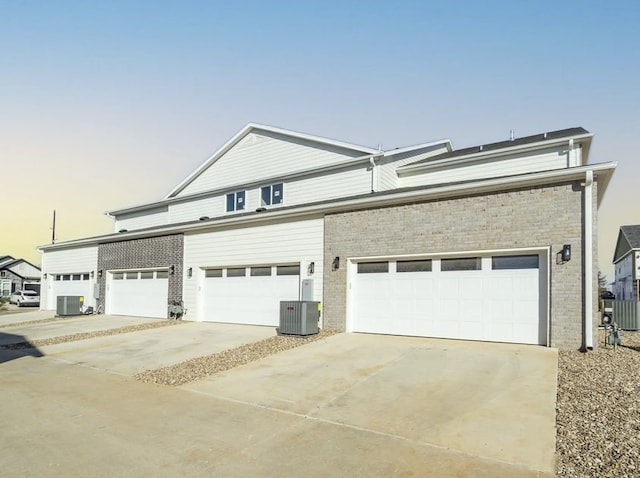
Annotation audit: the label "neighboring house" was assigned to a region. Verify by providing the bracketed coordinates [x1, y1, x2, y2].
[612, 225, 640, 300]
[0, 255, 41, 297]
[38, 123, 616, 349]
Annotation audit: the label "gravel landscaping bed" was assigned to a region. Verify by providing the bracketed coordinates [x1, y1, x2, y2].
[1, 319, 183, 350]
[135, 329, 336, 386]
[557, 329, 640, 477]
[1, 315, 70, 328]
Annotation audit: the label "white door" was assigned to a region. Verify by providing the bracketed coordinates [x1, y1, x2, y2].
[201, 265, 300, 326]
[49, 273, 94, 309]
[107, 270, 168, 318]
[351, 254, 544, 345]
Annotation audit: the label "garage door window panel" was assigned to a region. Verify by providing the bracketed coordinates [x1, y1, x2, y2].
[250, 266, 272, 276]
[277, 265, 300, 276]
[113, 272, 124, 280]
[227, 268, 246, 277]
[492, 255, 539, 270]
[205, 268, 222, 278]
[441, 257, 481, 271]
[156, 271, 169, 279]
[140, 271, 154, 279]
[397, 260, 432, 273]
[357, 262, 389, 274]
[126, 272, 139, 280]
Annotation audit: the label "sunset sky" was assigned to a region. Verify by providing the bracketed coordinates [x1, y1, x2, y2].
[1, 0, 638, 281]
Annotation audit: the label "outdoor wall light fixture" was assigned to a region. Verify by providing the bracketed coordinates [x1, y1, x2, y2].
[90, 271, 94, 279]
[169, 265, 175, 275]
[98, 270, 103, 279]
[307, 262, 315, 275]
[43, 273, 47, 279]
[332, 256, 340, 271]
[187, 267, 193, 278]
[561, 244, 572, 262]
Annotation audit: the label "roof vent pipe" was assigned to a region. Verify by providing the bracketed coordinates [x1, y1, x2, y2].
[510, 130, 515, 141]
[544, 132, 548, 139]
[479, 145, 483, 151]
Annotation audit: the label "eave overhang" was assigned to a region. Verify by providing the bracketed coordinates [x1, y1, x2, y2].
[40, 162, 616, 254]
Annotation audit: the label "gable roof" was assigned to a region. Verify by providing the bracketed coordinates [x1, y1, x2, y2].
[613, 225, 640, 263]
[106, 123, 452, 216]
[165, 123, 381, 199]
[0, 255, 16, 267]
[398, 127, 592, 171]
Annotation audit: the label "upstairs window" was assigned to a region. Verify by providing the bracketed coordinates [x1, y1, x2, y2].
[261, 183, 283, 207]
[226, 191, 246, 212]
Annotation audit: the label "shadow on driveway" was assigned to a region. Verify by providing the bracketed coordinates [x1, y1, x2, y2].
[0, 332, 44, 364]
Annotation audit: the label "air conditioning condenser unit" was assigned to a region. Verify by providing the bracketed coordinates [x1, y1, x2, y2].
[279, 301, 320, 336]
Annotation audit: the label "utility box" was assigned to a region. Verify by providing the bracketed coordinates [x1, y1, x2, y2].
[56, 296, 84, 316]
[279, 301, 320, 336]
[301, 279, 314, 301]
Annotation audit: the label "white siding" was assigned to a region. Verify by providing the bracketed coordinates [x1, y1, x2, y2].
[40, 246, 98, 310]
[169, 196, 224, 223]
[170, 167, 371, 223]
[183, 217, 324, 323]
[8, 261, 40, 278]
[377, 146, 450, 191]
[178, 132, 363, 197]
[285, 167, 371, 205]
[399, 149, 570, 188]
[114, 207, 168, 232]
[614, 254, 635, 300]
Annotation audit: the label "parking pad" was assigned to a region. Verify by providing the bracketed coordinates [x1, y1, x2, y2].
[0, 315, 161, 345]
[183, 333, 558, 473]
[41, 321, 276, 376]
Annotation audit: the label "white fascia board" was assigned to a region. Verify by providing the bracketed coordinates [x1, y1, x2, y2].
[43, 162, 616, 253]
[164, 123, 379, 200]
[382, 139, 452, 157]
[247, 123, 379, 155]
[397, 133, 595, 174]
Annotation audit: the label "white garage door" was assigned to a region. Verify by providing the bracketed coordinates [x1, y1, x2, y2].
[49, 273, 93, 309]
[107, 270, 168, 319]
[201, 265, 300, 326]
[351, 254, 545, 345]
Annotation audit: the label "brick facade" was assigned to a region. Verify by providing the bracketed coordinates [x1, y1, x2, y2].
[96, 235, 184, 313]
[323, 181, 599, 350]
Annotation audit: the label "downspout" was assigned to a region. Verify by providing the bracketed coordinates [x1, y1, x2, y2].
[370, 150, 383, 193]
[370, 157, 376, 192]
[584, 170, 594, 349]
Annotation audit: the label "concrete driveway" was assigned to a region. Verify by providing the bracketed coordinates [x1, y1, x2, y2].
[0, 313, 557, 477]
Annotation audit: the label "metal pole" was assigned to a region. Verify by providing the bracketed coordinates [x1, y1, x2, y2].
[51, 210, 56, 244]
